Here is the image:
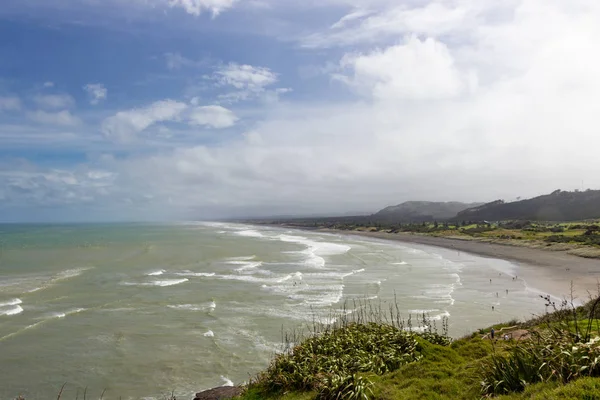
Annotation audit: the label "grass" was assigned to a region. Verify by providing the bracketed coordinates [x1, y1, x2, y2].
[238, 296, 600, 400]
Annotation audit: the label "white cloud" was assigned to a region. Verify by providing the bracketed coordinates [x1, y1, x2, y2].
[101, 99, 188, 142]
[27, 110, 81, 126]
[43, 81, 55, 88]
[168, 0, 238, 16]
[33, 94, 75, 109]
[213, 63, 278, 102]
[0, 96, 21, 111]
[83, 83, 108, 105]
[188, 105, 238, 128]
[301, 1, 501, 48]
[6, 0, 600, 221]
[338, 36, 469, 100]
[165, 52, 193, 70]
[330, 9, 374, 29]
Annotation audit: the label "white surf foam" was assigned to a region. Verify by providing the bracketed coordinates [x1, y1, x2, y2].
[393, 261, 408, 265]
[147, 270, 165, 276]
[231, 261, 263, 272]
[226, 255, 256, 261]
[152, 279, 189, 287]
[122, 278, 189, 287]
[174, 271, 216, 277]
[221, 376, 234, 387]
[167, 301, 216, 312]
[0, 298, 22, 307]
[204, 330, 215, 337]
[235, 230, 264, 238]
[278, 234, 351, 269]
[49, 308, 86, 319]
[409, 309, 440, 314]
[1, 305, 23, 316]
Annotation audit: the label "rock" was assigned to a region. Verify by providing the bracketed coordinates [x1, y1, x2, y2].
[194, 386, 243, 400]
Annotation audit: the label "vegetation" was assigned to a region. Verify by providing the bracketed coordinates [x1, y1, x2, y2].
[455, 189, 600, 222]
[240, 295, 600, 400]
[372, 201, 483, 223]
[245, 189, 600, 258]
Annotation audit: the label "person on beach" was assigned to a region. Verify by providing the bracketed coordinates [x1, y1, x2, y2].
[492, 305, 495, 311]
[491, 328, 495, 339]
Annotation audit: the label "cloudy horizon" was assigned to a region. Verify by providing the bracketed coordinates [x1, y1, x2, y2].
[1, 0, 599, 222]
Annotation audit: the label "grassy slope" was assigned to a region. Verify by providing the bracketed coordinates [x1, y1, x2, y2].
[238, 318, 600, 400]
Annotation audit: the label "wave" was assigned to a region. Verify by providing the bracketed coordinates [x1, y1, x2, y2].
[226, 255, 256, 261]
[123, 278, 189, 287]
[409, 309, 440, 314]
[0, 305, 23, 316]
[49, 308, 86, 319]
[0, 298, 22, 307]
[174, 271, 216, 277]
[152, 279, 189, 287]
[230, 261, 263, 272]
[235, 230, 264, 238]
[287, 284, 345, 307]
[147, 270, 165, 276]
[167, 301, 216, 312]
[393, 261, 408, 265]
[277, 234, 352, 269]
[221, 376, 234, 387]
[204, 330, 215, 337]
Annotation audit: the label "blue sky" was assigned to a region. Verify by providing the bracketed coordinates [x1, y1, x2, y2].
[1, 0, 600, 222]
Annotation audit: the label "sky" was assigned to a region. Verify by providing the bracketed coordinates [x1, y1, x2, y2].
[1, 0, 599, 222]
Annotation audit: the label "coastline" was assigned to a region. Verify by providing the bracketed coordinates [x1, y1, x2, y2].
[310, 228, 600, 298]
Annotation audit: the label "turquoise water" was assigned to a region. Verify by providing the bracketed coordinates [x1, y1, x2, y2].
[0, 223, 562, 399]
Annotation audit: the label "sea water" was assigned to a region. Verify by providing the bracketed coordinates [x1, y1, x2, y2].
[0, 222, 565, 399]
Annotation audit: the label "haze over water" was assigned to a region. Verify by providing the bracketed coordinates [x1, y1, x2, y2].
[0, 223, 562, 399]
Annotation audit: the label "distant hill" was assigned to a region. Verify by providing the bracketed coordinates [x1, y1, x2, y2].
[455, 189, 600, 222]
[372, 201, 484, 222]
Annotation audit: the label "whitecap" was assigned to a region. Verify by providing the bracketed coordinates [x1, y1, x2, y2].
[0, 298, 22, 307]
[409, 309, 440, 314]
[147, 270, 165, 276]
[232, 261, 263, 272]
[393, 261, 408, 265]
[174, 272, 216, 277]
[204, 330, 215, 337]
[235, 230, 264, 238]
[0, 305, 23, 316]
[226, 255, 256, 261]
[152, 279, 189, 287]
[49, 308, 85, 319]
[221, 376, 234, 387]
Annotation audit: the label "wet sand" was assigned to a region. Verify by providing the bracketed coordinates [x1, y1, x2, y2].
[319, 229, 600, 299]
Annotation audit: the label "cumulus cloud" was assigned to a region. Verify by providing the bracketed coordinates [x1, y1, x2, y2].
[33, 94, 75, 109]
[338, 36, 470, 100]
[213, 63, 278, 102]
[168, 0, 238, 16]
[83, 83, 107, 105]
[6, 0, 600, 220]
[188, 105, 238, 128]
[0, 96, 21, 111]
[101, 99, 188, 142]
[302, 1, 480, 48]
[27, 110, 81, 126]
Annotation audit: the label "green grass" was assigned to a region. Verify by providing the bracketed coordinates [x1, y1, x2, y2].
[238, 298, 600, 400]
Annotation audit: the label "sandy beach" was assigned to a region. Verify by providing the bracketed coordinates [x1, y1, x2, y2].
[318, 229, 600, 301]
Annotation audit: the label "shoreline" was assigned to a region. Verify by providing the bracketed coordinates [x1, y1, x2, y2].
[306, 228, 600, 298]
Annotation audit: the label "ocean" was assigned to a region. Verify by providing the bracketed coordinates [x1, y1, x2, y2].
[0, 222, 562, 399]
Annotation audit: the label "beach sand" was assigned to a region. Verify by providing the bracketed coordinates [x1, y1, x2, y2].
[319, 229, 600, 301]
